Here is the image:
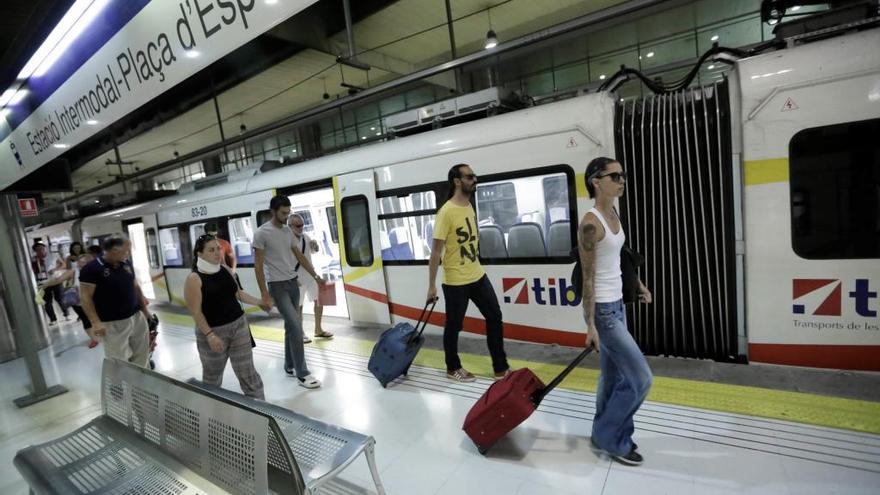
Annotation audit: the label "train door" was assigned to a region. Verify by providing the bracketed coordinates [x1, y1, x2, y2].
[123, 217, 158, 300]
[334, 171, 391, 325]
[288, 187, 349, 319]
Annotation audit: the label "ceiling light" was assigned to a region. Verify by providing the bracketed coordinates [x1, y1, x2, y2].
[292, 148, 296, 153]
[0, 109, 10, 119]
[361, 136, 367, 140]
[32, 0, 112, 78]
[94, 200, 100, 203]
[370, 127, 375, 131]
[791, 6, 801, 11]
[599, 74, 606, 80]
[768, 19, 778, 25]
[53, 143, 69, 149]
[485, 30, 498, 49]
[0, 89, 16, 107]
[646, 52, 654, 58]
[10, 89, 28, 105]
[86, 119, 98, 125]
[265, 0, 278, 4]
[376, 132, 381, 136]
[710, 35, 720, 42]
[185, 50, 200, 58]
[708, 64, 715, 70]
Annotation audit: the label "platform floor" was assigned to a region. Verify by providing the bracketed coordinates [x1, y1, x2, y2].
[2, 316, 879, 494]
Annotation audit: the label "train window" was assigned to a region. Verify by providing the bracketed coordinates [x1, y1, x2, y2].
[790, 118, 880, 259]
[228, 216, 255, 265]
[474, 169, 575, 261]
[377, 189, 439, 263]
[326, 206, 339, 243]
[189, 223, 206, 247]
[257, 209, 273, 227]
[145, 228, 161, 269]
[476, 182, 517, 231]
[341, 196, 373, 267]
[293, 210, 314, 232]
[159, 227, 184, 267]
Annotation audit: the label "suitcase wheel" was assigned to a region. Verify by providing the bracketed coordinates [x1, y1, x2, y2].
[477, 445, 489, 455]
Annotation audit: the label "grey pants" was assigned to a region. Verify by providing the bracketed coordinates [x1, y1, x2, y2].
[195, 315, 265, 400]
[102, 312, 149, 368]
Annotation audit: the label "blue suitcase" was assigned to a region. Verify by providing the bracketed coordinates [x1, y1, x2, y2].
[368, 299, 437, 388]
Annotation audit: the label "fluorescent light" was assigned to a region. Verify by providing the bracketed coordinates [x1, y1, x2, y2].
[370, 127, 375, 131]
[710, 35, 719, 42]
[0, 89, 16, 107]
[776, 69, 792, 74]
[291, 148, 296, 153]
[599, 74, 606, 80]
[10, 89, 28, 105]
[266, 0, 278, 4]
[361, 136, 367, 140]
[86, 119, 98, 125]
[791, 6, 801, 12]
[376, 132, 381, 136]
[0, 109, 10, 119]
[33, 0, 112, 78]
[185, 50, 200, 58]
[646, 52, 654, 58]
[53, 143, 69, 149]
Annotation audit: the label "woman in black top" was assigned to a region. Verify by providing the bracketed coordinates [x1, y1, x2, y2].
[184, 235, 272, 399]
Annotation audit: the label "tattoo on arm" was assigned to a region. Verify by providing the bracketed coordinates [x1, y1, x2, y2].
[579, 223, 597, 324]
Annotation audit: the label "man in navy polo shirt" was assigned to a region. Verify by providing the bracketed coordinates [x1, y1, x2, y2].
[79, 235, 153, 367]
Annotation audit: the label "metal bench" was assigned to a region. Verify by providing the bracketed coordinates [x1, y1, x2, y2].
[187, 379, 386, 495]
[14, 358, 306, 494]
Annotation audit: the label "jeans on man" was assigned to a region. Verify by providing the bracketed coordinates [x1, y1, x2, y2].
[268, 278, 310, 378]
[589, 299, 652, 456]
[441, 274, 509, 373]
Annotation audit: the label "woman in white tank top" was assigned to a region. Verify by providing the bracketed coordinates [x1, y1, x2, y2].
[578, 157, 653, 466]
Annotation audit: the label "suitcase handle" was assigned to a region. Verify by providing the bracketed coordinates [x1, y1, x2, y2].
[531, 345, 593, 406]
[407, 297, 438, 344]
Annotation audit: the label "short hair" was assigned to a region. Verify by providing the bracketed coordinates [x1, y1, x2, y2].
[87, 245, 102, 256]
[204, 221, 219, 233]
[585, 157, 619, 197]
[270, 195, 291, 211]
[287, 213, 304, 225]
[102, 234, 128, 252]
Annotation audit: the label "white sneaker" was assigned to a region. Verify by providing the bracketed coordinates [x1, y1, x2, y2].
[303, 335, 313, 344]
[297, 375, 321, 389]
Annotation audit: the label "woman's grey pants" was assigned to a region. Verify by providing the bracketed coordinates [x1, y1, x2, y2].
[195, 315, 265, 399]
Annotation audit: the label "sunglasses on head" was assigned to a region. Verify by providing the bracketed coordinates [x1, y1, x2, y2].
[598, 171, 626, 183]
[198, 234, 215, 242]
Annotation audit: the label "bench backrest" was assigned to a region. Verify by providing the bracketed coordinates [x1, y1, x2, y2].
[101, 359, 305, 495]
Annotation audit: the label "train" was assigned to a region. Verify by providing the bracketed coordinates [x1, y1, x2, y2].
[27, 26, 880, 371]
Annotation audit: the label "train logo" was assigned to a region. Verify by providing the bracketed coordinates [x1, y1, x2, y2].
[502, 277, 581, 306]
[793, 279, 877, 317]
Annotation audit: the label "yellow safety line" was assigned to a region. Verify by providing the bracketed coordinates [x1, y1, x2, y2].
[156, 311, 880, 435]
[744, 158, 789, 185]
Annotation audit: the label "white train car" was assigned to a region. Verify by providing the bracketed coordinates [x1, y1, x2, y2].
[27, 26, 879, 371]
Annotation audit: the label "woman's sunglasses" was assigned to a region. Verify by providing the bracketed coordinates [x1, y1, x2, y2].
[598, 171, 626, 183]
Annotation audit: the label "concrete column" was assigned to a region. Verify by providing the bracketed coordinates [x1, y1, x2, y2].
[0, 194, 67, 407]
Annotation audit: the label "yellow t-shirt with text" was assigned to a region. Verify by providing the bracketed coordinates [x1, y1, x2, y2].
[434, 202, 485, 286]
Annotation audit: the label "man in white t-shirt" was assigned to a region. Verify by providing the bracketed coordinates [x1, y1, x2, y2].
[288, 214, 333, 343]
[253, 196, 325, 389]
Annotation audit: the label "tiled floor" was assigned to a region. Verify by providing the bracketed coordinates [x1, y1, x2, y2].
[2, 319, 878, 494]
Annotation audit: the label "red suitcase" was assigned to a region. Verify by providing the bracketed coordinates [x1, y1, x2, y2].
[463, 347, 592, 454]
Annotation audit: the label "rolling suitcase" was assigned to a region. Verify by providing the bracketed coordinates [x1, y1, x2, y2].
[463, 346, 593, 454]
[368, 298, 437, 388]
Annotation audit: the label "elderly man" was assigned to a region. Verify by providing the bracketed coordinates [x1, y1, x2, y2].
[79, 235, 154, 367]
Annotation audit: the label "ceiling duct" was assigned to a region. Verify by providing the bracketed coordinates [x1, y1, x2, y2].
[382, 87, 523, 136]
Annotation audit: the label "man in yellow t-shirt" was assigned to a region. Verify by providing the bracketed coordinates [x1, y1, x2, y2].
[427, 164, 511, 382]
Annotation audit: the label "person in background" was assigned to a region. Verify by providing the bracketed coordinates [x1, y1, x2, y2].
[254, 195, 325, 389]
[288, 213, 333, 343]
[185, 234, 269, 399]
[204, 221, 237, 273]
[40, 253, 98, 348]
[87, 245, 102, 258]
[66, 242, 84, 269]
[79, 235, 154, 367]
[578, 156, 653, 466]
[426, 163, 511, 382]
[31, 241, 69, 324]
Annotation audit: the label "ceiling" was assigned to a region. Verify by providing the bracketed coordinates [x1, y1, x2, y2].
[25, 0, 779, 214]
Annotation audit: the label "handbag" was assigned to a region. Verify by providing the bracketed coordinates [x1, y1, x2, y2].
[620, 244, 644, 304]
[61, 287, 80, 307]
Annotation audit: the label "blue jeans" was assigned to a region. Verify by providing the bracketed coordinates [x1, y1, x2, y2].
[590, 299, 652, 456]
[268, 279, 310, 378]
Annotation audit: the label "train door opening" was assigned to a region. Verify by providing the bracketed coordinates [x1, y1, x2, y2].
[287, 188, 349, 319]
[124, 220, 156, 300]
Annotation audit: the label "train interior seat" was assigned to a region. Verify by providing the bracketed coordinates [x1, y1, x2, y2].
[478, 225, 507, 258]
[507, 222, 546, 257]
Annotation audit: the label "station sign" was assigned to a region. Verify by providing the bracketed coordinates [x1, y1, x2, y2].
[0, 0, 319, 190]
